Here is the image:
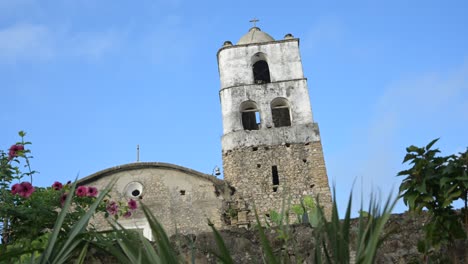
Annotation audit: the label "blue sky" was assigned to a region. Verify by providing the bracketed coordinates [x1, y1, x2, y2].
[1, 0, 467, 215]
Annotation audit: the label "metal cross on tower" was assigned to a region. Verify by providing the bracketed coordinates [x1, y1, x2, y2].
[249, 18, 259, 27]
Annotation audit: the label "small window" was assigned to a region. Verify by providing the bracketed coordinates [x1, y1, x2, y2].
[271, 98, 291, 127]
[253, 60, 271, 84]
[240, 101, 261, 130]
[124, 182, 144, 198]
[272, 165, 279, 192]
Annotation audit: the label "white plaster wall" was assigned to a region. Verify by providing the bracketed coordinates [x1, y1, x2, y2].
[219, 79, 314, 134]
[221, 123, 321, 151]
[217, 40, 304, 88]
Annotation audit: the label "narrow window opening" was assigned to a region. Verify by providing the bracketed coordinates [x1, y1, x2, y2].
[180, 190, 186, 195]
[242, 111, 260, 130]
[255, 111, 261, 125]
[257, 164, 261, 168]
[310, 184, 315, 189]
[285, 143, 291, 148]
[272, 165, 279, 192]
[241, 101, 261, 130]
[271, 98, 292, 127]
[272, 107, 291, 127]
[303, 159, 307, 163]
[253, 147, 258, 151]
[253, 60, 271, 84]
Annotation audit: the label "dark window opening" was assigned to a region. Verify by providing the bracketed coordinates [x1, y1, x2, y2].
[253, 60, 271, 84]
[257, 164, 261, 168]
[272, 165, 279, 192]
[253, 147, 258, 151]
[272, 107, 291, 127]
[242, 110, 260, 130]
[310, 184, 315, 188]
[180, 190, 186, 195]
[229, 186, 236, 195]
[132, 190, 140, 197]
[303, 159, 307, 163]
[286, 143, 290, 148]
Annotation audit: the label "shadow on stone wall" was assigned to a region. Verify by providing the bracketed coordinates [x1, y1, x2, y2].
[85, 212, 468, 264]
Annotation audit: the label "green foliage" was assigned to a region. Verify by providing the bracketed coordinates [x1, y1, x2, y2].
[0, 132, 137, 262]
[311, 189, 397, 264]
[290, 195, 321, 227]
[398, 138, 468, 260]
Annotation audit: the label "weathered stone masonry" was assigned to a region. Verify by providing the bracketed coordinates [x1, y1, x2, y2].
[222, 141, 331, 222]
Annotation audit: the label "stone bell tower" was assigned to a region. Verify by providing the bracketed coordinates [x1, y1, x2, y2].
[217, 25, 332, 222]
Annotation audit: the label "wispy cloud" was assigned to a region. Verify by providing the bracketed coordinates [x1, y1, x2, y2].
[0, 23, 125, 64]
[0, 23, 55, 62]
[68, 30, 123, 60]
[331, 61, 468, 214]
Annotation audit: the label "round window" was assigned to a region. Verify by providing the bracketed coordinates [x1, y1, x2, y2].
[125, 182, 143, 198]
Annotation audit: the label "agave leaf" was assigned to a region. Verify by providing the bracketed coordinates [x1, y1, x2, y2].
[141, 202, 180, 264]
[253, 205, 278, 264]
[208, 219, 234, 264]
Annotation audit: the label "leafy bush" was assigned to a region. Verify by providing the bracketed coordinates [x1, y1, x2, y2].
[399, 138, 468, 261]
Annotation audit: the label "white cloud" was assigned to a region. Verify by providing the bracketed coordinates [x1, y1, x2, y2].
[0, 23, 55, 62]
[0, 23, 124, 63]
[68, 30, 123, 60]
[330, 61, 468, 215]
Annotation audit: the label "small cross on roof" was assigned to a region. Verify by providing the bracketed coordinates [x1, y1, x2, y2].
[249, 18, 259, 27]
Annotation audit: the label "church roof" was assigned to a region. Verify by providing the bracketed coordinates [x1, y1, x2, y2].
[237, 27, 275, 45]
[78, 162, 225, 186]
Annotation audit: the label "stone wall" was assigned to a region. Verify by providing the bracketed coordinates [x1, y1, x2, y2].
[79, 162, 226, 237]
[86, 212, 468, 264]
[222, 141, 332, 225]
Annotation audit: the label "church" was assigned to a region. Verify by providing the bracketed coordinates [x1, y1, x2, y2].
[78, 25, 332, 239]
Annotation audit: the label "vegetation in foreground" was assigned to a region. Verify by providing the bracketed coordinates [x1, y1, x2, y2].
[0, 133, 467, 263]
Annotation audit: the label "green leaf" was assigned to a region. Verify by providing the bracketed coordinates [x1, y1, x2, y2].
[403, 154, 417, 163]
[425, 138, 440, 151]
[253, 206, 278, 264]
[406, 145, 421, 153]
[208, 219, 234, 264]
[303, 195, 315, 209]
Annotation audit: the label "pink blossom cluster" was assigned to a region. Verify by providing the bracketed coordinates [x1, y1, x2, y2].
[8, 144, 24, 160]
[75, 186, 98, 198]
[105, 199, 138, 218]
[52, 182, 99, 206]
[11, 182, 35, 198]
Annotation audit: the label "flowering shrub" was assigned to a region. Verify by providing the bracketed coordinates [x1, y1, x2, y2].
[0, 131, 138, 253]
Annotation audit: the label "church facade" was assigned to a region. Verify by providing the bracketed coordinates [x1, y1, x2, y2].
[79, 26, 331, 237]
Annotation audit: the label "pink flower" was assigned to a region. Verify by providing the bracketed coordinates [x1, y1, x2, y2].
[18, 182, 34, 198]
[75, 186, 88, 197]
[106, 201, 118, 215]
[8, 144, 24, 160]
[128, 199, 138, 210]
[87, 186, 98, 197]
[60, 193, 68, 206]
[52, 181, 63, 190]
[123, 211, 132, 218]
[11, 183, 23, 195]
